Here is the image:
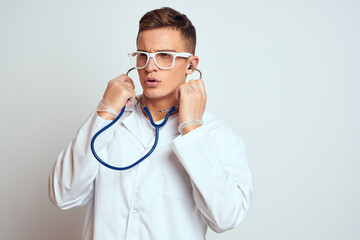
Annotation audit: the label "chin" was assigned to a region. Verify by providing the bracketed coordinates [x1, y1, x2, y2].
[142, 88, 175, 100]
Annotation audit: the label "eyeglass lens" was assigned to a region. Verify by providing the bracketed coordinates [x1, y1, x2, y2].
[130, 52, 174, 69]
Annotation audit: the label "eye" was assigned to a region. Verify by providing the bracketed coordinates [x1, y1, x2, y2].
[138, 53, 147, 58]
[158, 52, 173, 59]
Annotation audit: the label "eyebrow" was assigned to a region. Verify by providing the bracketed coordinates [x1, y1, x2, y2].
[136, 49, 177, 52]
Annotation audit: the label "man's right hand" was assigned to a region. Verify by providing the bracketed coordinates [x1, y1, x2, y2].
[97, 74, 136, 120]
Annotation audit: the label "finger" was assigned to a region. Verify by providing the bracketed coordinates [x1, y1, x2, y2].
[197, 78, 205, 89]
[195, 79, 205, 94]
[176, 83, 188, 100]
[123, 82, 135, 91]
[125, 90, 136, 107]
[175, 85, 181, 100]
[109, 75, 134, 89]
[199, 82, 206, 98]
[187, 79, 196, 85]
[185, 80, 199, 92]
[188, 79, 205, 93]
[115, 74, 134, 85]
[113, 74, 128, 82]
[125, 87, 136, 98]
[126, 97, 136, 107]
[123, 75, 135, 88]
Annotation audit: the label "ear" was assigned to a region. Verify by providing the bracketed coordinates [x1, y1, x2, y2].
[185, 56, 199, 76]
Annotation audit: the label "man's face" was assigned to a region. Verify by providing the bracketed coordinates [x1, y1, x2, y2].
[136, 28, 194, 101]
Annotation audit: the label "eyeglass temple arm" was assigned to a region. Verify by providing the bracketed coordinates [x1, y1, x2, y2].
[126, 66, 202, 79]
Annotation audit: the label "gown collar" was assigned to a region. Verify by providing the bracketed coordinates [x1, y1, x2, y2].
[121, 96, 180, 148]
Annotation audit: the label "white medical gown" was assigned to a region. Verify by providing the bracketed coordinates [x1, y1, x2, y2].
[49, 98, 253, 240]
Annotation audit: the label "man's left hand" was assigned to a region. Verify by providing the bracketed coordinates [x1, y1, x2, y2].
[175, 79, 207, 135]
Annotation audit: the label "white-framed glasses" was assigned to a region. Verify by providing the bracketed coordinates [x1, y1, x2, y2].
[128, 51, 193, 70]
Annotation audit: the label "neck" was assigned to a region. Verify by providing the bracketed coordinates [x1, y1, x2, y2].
[139, 94, 179, 122]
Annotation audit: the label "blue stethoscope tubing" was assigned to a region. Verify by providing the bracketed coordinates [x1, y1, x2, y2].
[90, 67, 202, 171]
[90, 67, 177, 171]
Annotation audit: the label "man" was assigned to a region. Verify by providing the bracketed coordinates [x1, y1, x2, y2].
[49, 7, 252, 240]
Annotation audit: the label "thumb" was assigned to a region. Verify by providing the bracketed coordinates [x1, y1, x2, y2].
[175, 85, 182, 100]
[125, 95, 136, 107]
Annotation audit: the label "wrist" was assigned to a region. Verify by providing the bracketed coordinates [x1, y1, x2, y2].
[180, 125, 201, 135]
[97, 100, 119, 120]
[178, 119, 203, 135]
[97, 111, 115, 120]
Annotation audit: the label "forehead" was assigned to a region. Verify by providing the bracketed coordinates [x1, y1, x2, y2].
[137, 28, 187, 52]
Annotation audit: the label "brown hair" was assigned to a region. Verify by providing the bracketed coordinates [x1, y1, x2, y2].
[137, 7, 197, 54]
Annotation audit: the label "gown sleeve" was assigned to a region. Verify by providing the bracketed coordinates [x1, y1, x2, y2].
[49, 110, 117, 210]
[169, 117, 253, 233]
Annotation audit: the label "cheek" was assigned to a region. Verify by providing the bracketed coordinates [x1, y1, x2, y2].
[166, 73, 185, 90]
[170, 65, 187, 83]
[137, 71, 147, 83]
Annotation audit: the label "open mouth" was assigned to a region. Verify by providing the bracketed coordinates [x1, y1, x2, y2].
[146, 77, 161, 82]
[145, 77, 161, 87]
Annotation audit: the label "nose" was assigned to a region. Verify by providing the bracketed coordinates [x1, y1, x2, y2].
[145, 56, 158, 72]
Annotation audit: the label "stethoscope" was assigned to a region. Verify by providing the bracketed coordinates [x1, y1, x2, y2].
[90, 67, 202, 171]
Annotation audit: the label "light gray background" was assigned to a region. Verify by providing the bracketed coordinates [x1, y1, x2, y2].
[1, 0, 359, 239]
